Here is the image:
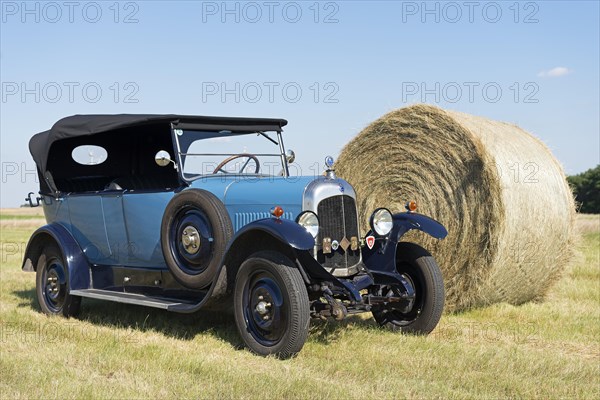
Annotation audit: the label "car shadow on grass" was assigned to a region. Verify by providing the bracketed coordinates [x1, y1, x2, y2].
[309, 316, 380, 344]
[12, 288, 381, 350]
[13, 288, 37, 309]
[12, 288, 241, 347]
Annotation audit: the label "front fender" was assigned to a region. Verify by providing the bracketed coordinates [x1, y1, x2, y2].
[203, 217, 315, 303]
[362, 212, 446, 284]
[22, 223, 90, 290]
[393, 212, 447, 240]
[230, 217, 315, 251]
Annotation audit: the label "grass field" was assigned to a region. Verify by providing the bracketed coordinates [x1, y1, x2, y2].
[0, 209, 598, 399]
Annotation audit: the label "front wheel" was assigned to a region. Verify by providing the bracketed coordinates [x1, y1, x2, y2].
[233, 251, 309, 358]
[35, 243, 81, 317]
[372, 242, 444, 334]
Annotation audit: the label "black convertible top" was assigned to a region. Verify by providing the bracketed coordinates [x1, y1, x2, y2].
[29, 114, 288, 174]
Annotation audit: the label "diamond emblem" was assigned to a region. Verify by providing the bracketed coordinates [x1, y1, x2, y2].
[339, 237, 350, 251]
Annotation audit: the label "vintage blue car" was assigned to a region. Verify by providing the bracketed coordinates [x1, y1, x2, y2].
[23, 114, 447, 357]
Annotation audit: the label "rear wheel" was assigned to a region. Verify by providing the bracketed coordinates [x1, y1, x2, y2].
[233, 251, 309, 358]
[35, 243, 81, 317]
[372, 242, 444, 334]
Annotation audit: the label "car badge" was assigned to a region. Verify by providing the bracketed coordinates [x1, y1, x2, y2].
[339, 237, 350, 251]
[338, 184, 344, 193]
[366, 235, 375, 250]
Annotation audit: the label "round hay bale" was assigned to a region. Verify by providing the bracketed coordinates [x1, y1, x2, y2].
[336, 104, 576, 311]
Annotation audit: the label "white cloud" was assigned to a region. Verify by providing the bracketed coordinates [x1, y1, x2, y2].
[538, 67, 572, 78]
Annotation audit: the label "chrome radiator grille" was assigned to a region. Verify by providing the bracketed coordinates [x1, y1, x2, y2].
[316, 195, 360, 271]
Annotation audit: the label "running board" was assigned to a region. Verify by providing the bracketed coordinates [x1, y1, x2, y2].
[69, 289, 203, 312]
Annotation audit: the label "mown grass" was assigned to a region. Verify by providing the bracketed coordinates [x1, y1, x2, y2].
[0, 210, 598, 399]
[0, 208, 44, 217]
[0, 215, 43, 220]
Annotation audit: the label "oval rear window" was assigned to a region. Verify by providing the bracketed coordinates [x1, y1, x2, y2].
[71, 145, 108, 165]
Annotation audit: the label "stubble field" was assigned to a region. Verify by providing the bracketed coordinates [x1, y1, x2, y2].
[0, 208, 598, 399]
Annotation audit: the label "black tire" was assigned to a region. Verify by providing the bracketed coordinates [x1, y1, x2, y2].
[372, 242, 444, 334]
[233, 251, 310, 358]
[35, 243, 81, 317]
[161, 189, 233, 289]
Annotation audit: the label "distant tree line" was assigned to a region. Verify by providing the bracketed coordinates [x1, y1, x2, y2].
[568, 165, 600, 214]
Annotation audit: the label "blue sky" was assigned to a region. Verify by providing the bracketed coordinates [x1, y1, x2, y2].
[1, 0, 599, 207]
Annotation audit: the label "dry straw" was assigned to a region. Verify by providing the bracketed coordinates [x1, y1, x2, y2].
[336, 104, 576, 311]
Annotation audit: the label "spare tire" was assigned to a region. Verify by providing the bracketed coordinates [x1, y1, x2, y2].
[161, 189, 233, 289]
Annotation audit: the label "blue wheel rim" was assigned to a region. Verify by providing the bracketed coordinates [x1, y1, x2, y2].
[169, 206, 214, 275]
[242, 270, 287, 347]
[42, 258, 67, 313]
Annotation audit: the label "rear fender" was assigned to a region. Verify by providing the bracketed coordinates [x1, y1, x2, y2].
[22, 223, 90, 290]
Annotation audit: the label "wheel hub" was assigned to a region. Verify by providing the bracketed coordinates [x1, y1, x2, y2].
[372, 272, 420, 326]
[255, 299, 271, 316]
[252, 291, 275, 323]
[181, 226, 201, 254]
[46, 271, 60, 299]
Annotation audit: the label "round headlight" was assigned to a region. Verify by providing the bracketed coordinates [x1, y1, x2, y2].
[370, 208, 393, 236]
[297, 211, 319, 238]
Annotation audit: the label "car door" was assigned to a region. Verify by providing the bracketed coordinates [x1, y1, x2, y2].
[100, 190, 129, 264]
[66, 191, 130, 265]
[67, 194, 112, 264]
[121, 191, 175, 267]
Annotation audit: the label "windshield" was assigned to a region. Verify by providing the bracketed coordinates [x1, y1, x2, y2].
[174, 129, 287, 180]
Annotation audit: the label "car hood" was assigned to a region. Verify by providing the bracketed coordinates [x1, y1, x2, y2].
[191, 175, 315, 212]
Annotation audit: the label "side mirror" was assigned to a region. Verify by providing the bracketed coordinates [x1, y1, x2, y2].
[155, 150, 173, 167]
[285, 149, 296, 164]
[25, 192, 41, 207]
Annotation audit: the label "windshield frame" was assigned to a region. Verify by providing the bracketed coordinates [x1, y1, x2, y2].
[171, 125, 290, 182]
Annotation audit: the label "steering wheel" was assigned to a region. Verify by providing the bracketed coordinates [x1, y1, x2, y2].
[212, 153, 260, 174]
